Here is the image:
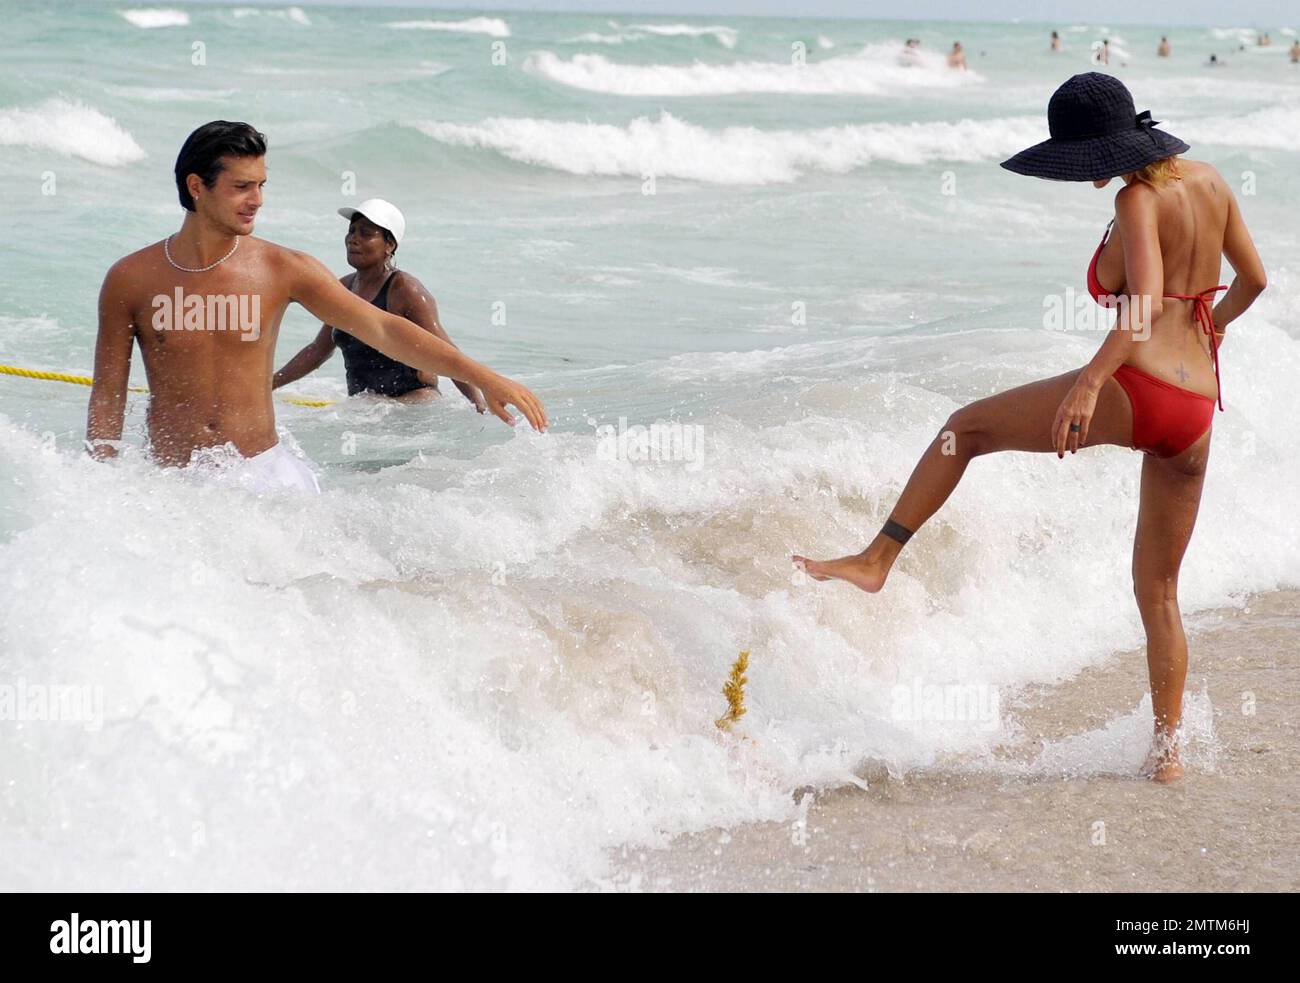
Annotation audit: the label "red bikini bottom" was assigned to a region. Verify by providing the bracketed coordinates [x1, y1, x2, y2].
[1112, 364, 1215, 458]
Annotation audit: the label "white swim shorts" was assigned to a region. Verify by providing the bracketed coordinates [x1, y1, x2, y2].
[188, 440, 321, 494]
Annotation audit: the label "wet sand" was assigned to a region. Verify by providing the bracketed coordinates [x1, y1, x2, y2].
[609, 590, 1300, 892]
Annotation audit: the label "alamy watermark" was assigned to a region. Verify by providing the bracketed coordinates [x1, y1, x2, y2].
[595, 416, 706, 470]
[890, 677, 1001, 730]
[0, 677, 103, 732]
[1043, 290, 1152, 340]
[151, 289, 261, 341]
[50, 913, 150, 963]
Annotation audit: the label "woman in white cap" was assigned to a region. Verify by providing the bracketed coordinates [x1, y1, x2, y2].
[274, 198, 487, 409]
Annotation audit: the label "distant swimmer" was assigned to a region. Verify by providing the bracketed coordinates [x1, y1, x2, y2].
[947, 41, 967, 70]
[1207, 53, 1224, 67]
[1050, 30, 1061, 51]
[794, 74, 1267, 784]
[894, 36, 925, 65]
[86, 122, 546, 493]
[1290, 40, 1300, 63]
[1157, 36, 1171, 57]
[273, 199, 487, 411]
[1258, 32, 1271, 47]
[1095, 37, 1110, 65]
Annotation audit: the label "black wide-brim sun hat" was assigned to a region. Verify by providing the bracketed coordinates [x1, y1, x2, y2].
[1001, 72, 1190, 182]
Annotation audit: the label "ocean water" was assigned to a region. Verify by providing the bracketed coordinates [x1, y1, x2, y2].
[1, 4, 1298, 890]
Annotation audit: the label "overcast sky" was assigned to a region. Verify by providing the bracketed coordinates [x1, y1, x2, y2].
[240, 0, 1295, 27]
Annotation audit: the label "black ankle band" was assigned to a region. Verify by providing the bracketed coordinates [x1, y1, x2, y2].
[881, 518, 914, 546]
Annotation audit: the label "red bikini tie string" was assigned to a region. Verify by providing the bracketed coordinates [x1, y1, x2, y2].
[1165, 286, 1228, 411]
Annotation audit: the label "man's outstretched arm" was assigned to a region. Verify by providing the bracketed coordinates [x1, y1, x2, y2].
[86, 262, 136, 460]
[287, 250, 547, 431]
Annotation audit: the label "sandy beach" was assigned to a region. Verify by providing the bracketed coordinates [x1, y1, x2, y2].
[610, 590, 1300, 892]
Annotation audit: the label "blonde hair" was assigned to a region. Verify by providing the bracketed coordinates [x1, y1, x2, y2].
[1133, 155, 1183, 188]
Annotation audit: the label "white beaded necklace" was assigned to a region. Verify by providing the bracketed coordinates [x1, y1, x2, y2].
[164, 234, 239, 273]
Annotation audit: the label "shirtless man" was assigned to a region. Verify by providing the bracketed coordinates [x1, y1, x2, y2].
[86, 121, 546, 489]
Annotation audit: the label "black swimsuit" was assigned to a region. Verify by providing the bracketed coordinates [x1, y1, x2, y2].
[332, 272, 436, 397]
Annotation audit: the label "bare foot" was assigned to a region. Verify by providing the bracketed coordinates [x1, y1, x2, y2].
[1150, 759, 1184, 783]
[791, 551, 888, 593]
[1139, 740, 1184, 783]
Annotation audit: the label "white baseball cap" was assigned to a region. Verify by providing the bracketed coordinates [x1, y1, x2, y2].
[338, 198, 406, 245]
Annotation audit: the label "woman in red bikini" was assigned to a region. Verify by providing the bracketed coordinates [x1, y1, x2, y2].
[793, 73, 1267, 783]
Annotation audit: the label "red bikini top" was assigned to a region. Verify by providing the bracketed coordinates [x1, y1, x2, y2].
[1086, 219, 1118, 306]
[1086, 219, 1228, 411]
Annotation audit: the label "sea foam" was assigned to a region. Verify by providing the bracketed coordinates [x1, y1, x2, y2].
[0, 98, 145, 166]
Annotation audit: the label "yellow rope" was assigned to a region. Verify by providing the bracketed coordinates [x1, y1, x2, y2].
[0, 363, 334, 408]
[280, 395, 335, 408]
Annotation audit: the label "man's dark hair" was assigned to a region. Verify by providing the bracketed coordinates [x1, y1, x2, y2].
[174, 121, 268, 211]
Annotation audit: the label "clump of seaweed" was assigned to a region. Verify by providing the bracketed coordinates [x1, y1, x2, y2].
[715, 651, 750, 732]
